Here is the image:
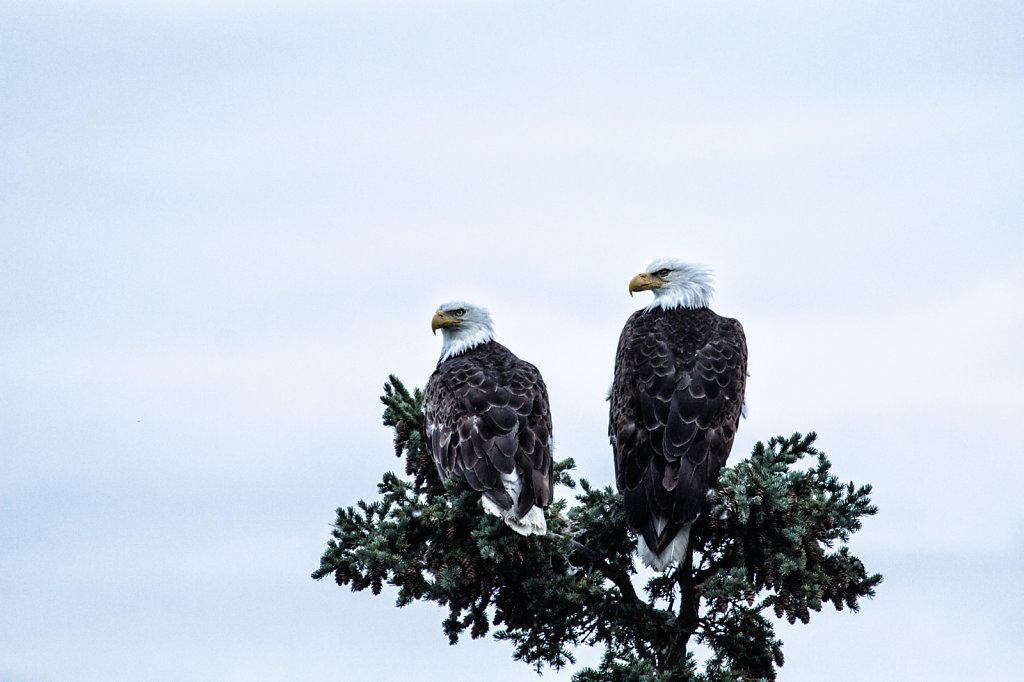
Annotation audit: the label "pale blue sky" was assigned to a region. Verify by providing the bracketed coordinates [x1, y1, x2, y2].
[2, 2, 1023, 680]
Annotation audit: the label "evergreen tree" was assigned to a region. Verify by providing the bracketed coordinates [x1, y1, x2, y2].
[313, 376, 881, 680]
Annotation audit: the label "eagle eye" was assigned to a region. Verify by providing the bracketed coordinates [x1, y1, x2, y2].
[452, 308, 466, 317]
[655, 268, 671, 278]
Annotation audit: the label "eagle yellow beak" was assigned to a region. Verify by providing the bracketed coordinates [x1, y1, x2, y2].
[431, 310, 460, 334]
[629, 272, 665, 296]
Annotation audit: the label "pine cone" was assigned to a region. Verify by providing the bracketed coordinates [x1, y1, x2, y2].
[394, 419, 411, 457]
[334, 566, 349, 586]
[404, 565, 420, 585]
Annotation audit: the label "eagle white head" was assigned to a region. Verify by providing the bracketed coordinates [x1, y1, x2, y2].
[629, 258, 715, 311]
[431, 301, 496, 362]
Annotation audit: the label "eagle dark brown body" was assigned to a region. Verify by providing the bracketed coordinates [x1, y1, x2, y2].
[425, 341, 553, 532]
[610, 306, 747, 568]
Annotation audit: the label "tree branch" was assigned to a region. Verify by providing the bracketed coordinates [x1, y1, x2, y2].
[565, 537, 641, 604]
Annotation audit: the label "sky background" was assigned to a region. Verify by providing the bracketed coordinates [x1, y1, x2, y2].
[2, 1, 1022, 680]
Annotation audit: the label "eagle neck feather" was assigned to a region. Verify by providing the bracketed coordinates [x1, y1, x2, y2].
[439, 327, 495, 363]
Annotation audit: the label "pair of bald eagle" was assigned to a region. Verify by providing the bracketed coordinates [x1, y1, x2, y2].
[423, 259, 747, 570]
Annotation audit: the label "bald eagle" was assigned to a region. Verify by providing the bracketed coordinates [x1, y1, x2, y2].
[609, 259, 748, 570]
[424, 302, 553, 535]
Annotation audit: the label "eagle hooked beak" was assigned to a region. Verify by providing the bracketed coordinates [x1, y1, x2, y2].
[431, 310, 459, 334]
[629, 272, 665, 296]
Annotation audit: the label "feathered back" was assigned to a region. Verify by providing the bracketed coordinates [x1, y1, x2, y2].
[425, 340, 553, 535]
[610, 306, 747, 568]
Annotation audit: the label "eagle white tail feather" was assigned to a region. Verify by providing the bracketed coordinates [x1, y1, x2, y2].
[637, 521, 693, 571]
[481, 496, 547, 535]
[480, 469, 547, 535]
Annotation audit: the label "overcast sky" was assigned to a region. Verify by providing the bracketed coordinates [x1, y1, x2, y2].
[2, 2, 1022, 680]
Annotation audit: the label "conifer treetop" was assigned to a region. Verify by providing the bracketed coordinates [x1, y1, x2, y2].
[312, 376, 881, 680]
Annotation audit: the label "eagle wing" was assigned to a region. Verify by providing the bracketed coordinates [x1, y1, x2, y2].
[424, 344, 552, 518]
[611, 311, 747, 555]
